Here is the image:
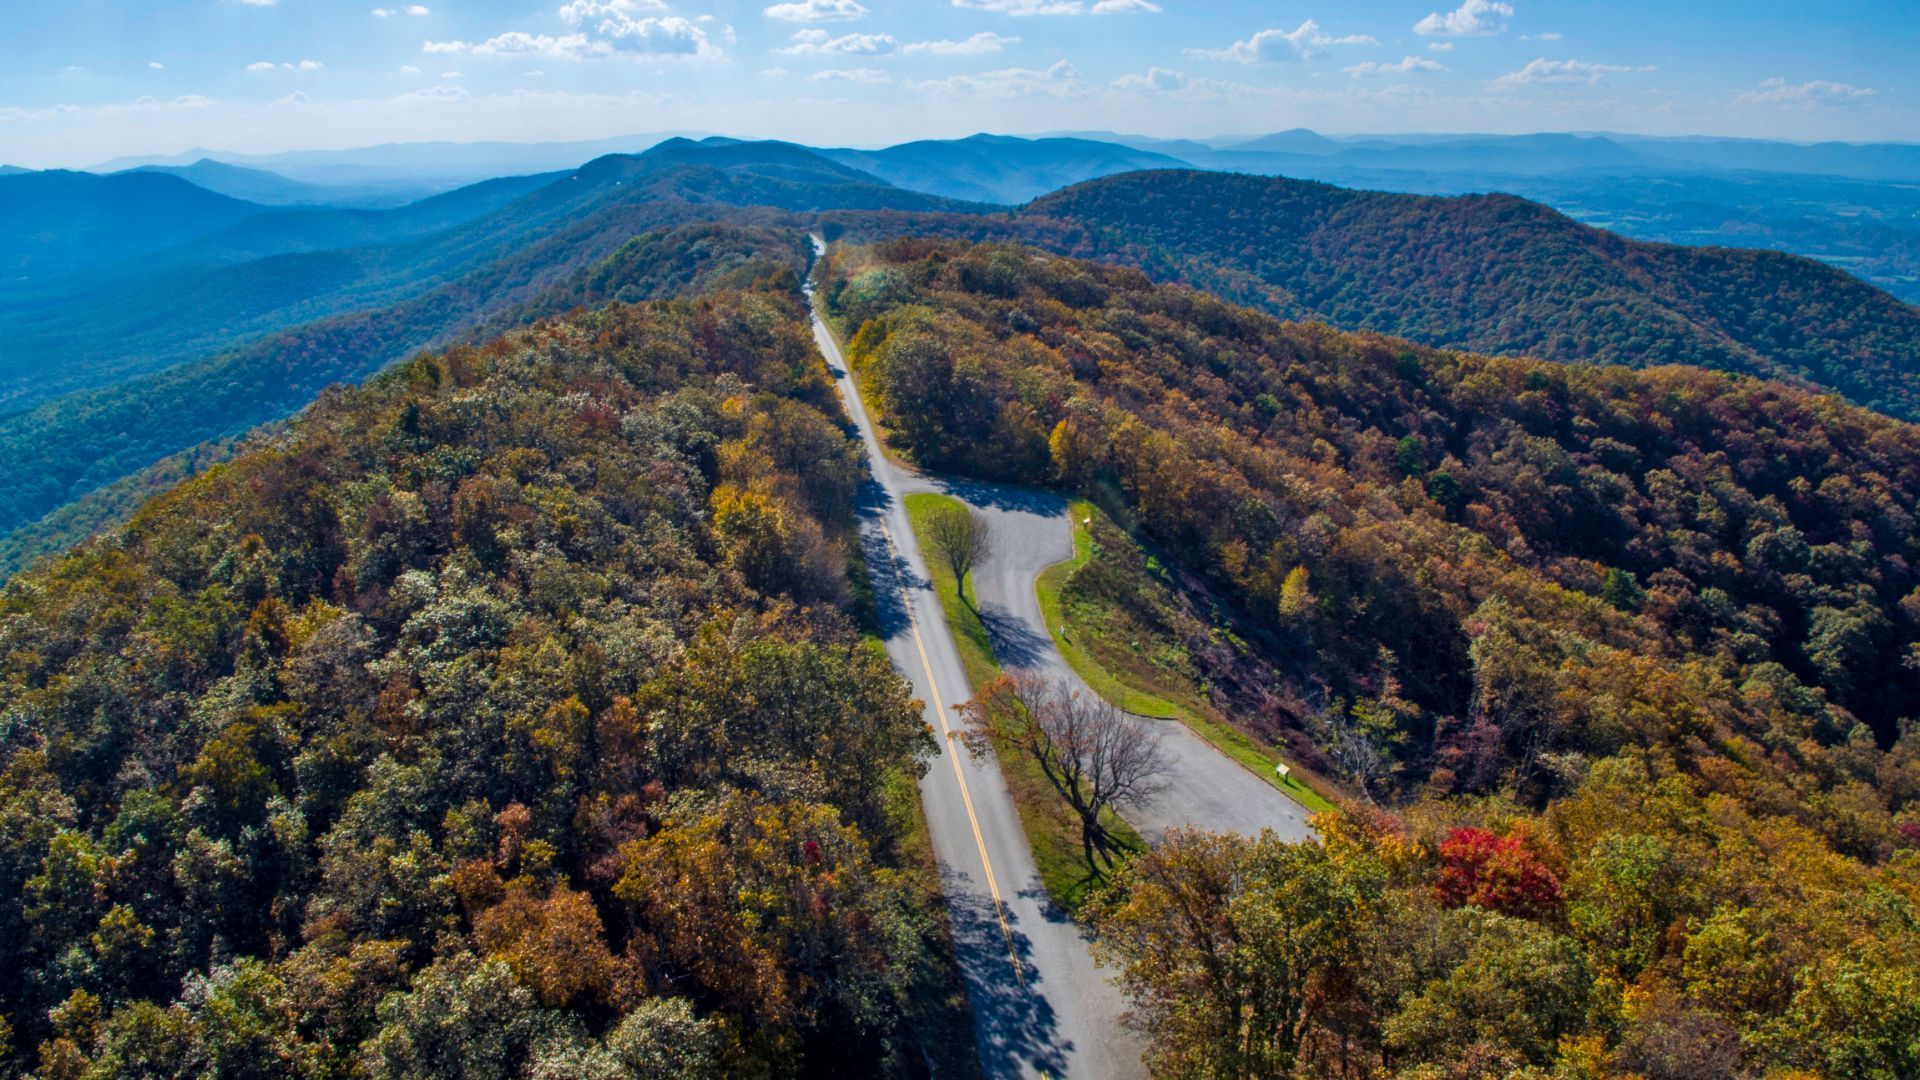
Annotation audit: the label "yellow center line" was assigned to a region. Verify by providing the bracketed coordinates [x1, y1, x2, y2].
[875, 519, 1027, 990]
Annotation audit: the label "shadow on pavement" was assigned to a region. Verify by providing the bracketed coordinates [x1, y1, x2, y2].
[855, 480, 928, 639]
[977, 603, 1052, 670]
[944, 871, 1071, 1079]
[932, 475, 1068, 517]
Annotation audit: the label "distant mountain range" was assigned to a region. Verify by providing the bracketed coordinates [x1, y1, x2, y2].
[1056, 128, 1920, 182]
[89, 133, 703, 191]
[0, 137, 968, 536]
[0, 169, 263, 276]
[817, 134, 1184, 204]
[121, 159, 415, 208]
[3, 132, 1918, 562]
[61, 127, 1920, 302]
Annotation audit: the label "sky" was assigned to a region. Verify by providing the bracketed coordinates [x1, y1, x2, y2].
[2, 0, 1914, 168]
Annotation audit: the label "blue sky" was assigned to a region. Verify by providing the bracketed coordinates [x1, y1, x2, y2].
[3, 0, 1913, 167]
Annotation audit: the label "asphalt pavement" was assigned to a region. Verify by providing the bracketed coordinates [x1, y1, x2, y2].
[810, 235, 1314, 1079]
[914, 474, 1317, 847]
[809, 244, 1145, 1080]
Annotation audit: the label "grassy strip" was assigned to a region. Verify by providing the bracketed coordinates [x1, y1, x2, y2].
[904, 492, 1144, 913]
[1039, 501, 1340, 817]
[905, 493, 998, 690]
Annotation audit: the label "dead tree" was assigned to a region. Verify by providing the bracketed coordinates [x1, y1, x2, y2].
[962, 672, 1170, 869]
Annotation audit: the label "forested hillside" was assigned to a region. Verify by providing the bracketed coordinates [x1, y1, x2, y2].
[0, 276, 960, 1075]
[0, 139, 971, 557]
[0, 170, 263, 277]
[0, 218, 811, 546]
[1030, 171, 1920, 419]
[824, 168, 1920, 420]
[828, 239, 1920, 1076]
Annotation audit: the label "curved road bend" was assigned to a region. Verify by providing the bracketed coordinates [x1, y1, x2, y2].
[807, 241, 1144, 1079]
[904, 474, 1317, 847]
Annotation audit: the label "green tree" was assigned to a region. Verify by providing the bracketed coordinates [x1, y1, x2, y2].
[1088, 827, 1386, 1078]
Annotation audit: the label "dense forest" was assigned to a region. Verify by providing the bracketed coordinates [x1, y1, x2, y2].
[828, 238, 1920, 1076]
[0, 219, 810, 543]
[823, 168, 1920, 421]
[0, 278, 964, 1075]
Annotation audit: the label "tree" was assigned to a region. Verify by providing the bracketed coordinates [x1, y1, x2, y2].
[922, 501, 992, 600]
[1381, 909, 1592, 1069]
[1088, 829, 1387, 1078]
[1434, 826, 1563, 919]
[961, 672, 1168, 869]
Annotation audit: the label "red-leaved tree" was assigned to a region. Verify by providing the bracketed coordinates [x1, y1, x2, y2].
[1435, 826, 1563, 919]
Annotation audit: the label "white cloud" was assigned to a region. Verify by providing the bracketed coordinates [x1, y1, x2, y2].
[440, 70, 464, 78]
[398, 64, 422, 73]
[466, 32, 584, 57]
[1428, 41, 1454, 52]
[914, 58, 1084, 95]
[148, 61, 165, 70]
[557, 0, 665, 13]
[760, 66, 790, 78]
[809, 67, 892, 83]
[433, 7, 719, 62]
[1346, 56, 1445, 77]
[234, 0, 278, 6]
[899, 32, 1017, 54]
[405, 85, 470, 102]
[1735, 77, 1876, 106]
[1519, 31, 1563, 41]
[246, 59, 324, 71]
[1190, 21, 1376, 64]
[1414, 0, 1512, 37]
[951, 0, 1155, 13]
[1111, 66, 1185, 91]
[953, 0, 1081, 12]
[780, 29, 896, 55]
[555, 4, 719, 58]
[1491, 58, 1652, 87]
[764, 0, 868, 22]
[373, 5, 431, 15]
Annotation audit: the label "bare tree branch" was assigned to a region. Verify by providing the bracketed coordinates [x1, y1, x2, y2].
[961, 672, 1169, 869]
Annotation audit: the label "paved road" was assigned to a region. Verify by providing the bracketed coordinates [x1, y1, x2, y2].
[907, 474, 1317, 846]
[808, 242, 1144, 1079]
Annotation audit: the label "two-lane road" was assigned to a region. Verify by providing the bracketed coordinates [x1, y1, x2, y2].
[807, 242, 1144, 1079]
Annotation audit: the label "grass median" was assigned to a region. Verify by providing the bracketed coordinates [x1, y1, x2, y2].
[904, 491, 1144, 913]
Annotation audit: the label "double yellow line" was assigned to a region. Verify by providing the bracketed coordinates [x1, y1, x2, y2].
[874, 519, 1027, 991]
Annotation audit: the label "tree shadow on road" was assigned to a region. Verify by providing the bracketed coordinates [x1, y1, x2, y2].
[932, 475, 1068, 517]
[856, 479, 928, 639]
[942, 871, 1071, 1079]
[976, 603, 1051, 670]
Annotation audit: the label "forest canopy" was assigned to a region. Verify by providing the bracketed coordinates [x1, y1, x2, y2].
[0, 280, 952, 1076]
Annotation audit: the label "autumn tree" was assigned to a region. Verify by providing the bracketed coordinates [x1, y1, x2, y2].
[1088, 828, 1387, 1078]
[1434, 826, 1563, 919]
[922, 500, 992, 600]
[962, 672, 1168, 869]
